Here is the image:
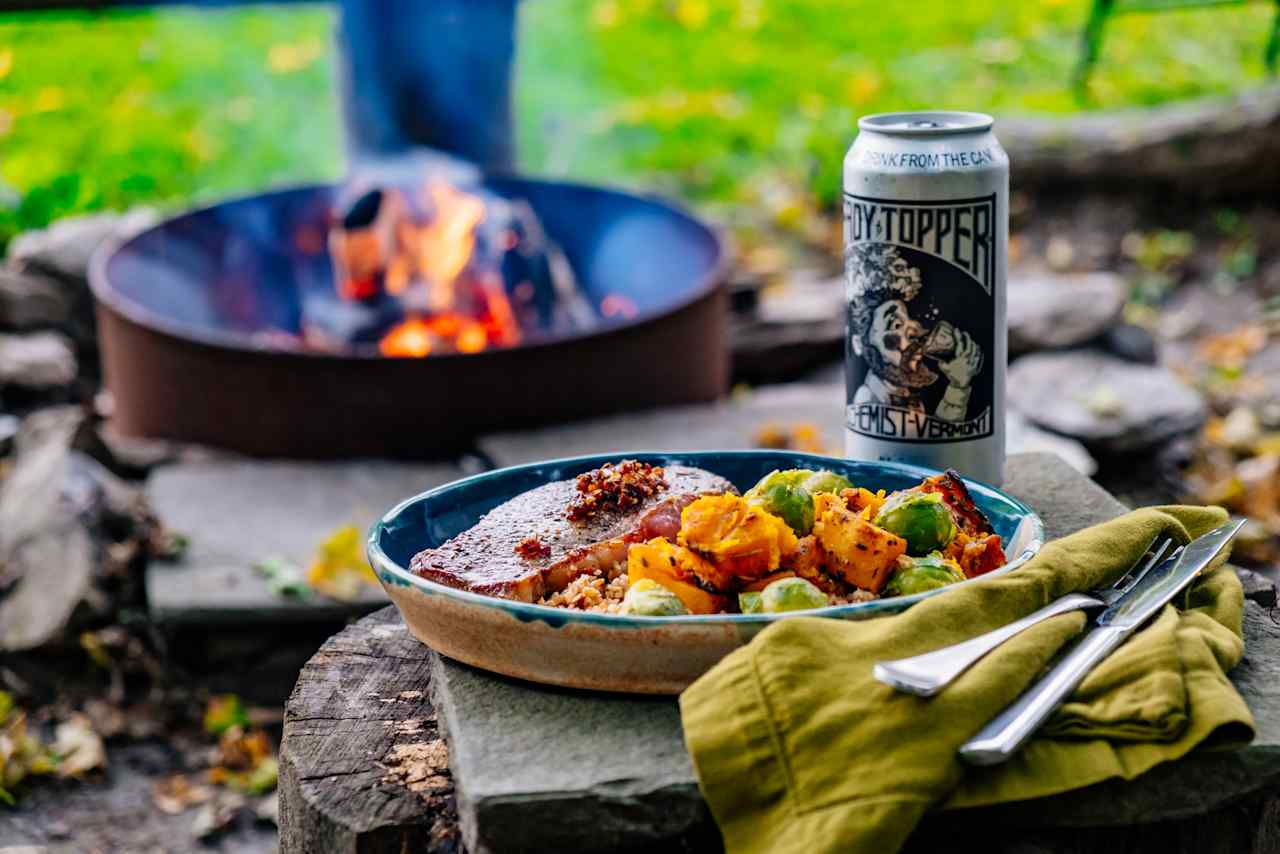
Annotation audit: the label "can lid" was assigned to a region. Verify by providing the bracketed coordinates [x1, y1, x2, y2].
[858, 111, 994, 136]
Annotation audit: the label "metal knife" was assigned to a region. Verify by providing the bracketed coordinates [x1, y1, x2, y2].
[958, 519, 1245, 766]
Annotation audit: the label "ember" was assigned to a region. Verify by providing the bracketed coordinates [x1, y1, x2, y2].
[324, 171, 598, 358]
[328, 178, 527, 356]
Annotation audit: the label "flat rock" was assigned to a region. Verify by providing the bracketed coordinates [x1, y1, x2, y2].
[481, 383, 1097, 475]
[146, 459, 464, 624]
[1007, 410, 1096, 477]
[0, 266, 75, 330]
[1001, 82, 1280, 194]
[8, 208, 156, 283]
[1009, 350, 1207, 452]
[1098, 322, 1159, 365]
[1008, 271, 1125, 355]
[479, 383, 847, 463]
[0, 408, 96, 650]
[1237, 567, 1277, 608]
[0, 331, 77, 389]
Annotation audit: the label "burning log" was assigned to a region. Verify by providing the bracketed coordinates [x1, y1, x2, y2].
[318, 166, 594, 357]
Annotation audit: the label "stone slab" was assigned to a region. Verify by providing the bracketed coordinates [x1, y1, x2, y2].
[431, 453, 1272, 852]
[479, 383, 1097, 476]
[146, 459, 463, 624]
[478, 383, 847, 463]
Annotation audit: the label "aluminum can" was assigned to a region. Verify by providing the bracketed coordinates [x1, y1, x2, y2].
[843, 111, 1008, 485]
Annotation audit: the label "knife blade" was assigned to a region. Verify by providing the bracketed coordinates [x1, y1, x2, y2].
[957, 519, 1245, 766]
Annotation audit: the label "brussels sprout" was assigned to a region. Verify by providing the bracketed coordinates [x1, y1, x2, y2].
[799, 470, 854, 496]
[745, 469, 808, 499]
[882, 553, 965, 597]
[747, 469, 853, 498]
[760, 577, 829, 613]
[873, 491, 957, 555]
[738, 591, 764, 614]
[747, 481, 815, 536]
[620, 579, 689, 616]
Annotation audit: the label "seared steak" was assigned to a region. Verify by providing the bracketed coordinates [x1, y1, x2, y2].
[409, 465, 735, 602]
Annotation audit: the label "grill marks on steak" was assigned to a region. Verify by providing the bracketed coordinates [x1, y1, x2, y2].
[409, 465, 735, 602]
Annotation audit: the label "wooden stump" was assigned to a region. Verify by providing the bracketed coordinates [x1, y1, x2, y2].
[279, 608, 460, 854]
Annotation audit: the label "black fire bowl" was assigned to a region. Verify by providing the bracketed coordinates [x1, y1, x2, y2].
[89, 179, 729, 459]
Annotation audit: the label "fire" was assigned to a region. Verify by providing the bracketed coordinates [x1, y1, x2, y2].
[378, 312, 491, 357]
[413, 181, 486, 311]
[333, 178, 523, 357]
[379, 317, 434, 357]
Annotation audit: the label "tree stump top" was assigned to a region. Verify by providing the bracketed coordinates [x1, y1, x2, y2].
[279, 607, 460, 854]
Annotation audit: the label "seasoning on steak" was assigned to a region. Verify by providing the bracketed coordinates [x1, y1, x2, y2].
[409, 464, 735, 602]
[566, 460, 668, 522]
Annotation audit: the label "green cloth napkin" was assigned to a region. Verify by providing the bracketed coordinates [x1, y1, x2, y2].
[680, 506, 1255, 854]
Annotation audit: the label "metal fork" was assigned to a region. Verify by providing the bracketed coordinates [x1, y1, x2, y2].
[873, 537, 1178, 697]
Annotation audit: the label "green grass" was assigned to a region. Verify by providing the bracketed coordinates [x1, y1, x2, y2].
[0, 0, 1274, 245]
[515, 0, 1278, 205]
[0, 5, 342, 245]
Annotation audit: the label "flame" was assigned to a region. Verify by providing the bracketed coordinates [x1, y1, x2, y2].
[335, 178, 524, 357]
[379, 318, 434, 357]
[416, 181, 486, 312]
[379, 312, 492, 357]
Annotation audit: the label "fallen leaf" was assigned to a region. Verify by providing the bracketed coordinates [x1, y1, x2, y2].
[191, 791, 246, 840]
[752, 422, 827, 454]
[204, 695, 249, 736]
[307, 525, 377, 601]
[208, 726, 278, 795]
[52, 713, 106, 777]
[152, 774, 214, 815]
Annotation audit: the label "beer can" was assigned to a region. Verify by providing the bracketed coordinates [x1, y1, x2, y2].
[843, 111, 1008, 485]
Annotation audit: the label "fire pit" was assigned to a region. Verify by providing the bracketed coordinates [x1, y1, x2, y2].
[90, 178, 727, 458]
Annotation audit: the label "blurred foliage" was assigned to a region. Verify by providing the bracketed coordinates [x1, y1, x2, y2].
[516, 0, 1277, 204]
[0, 6, 342, 248]
[0, 0, 1274, 248]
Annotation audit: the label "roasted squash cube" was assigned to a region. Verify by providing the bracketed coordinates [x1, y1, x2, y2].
[627, 538, 728, 615]
[678, 494, 798, 585]
[812, 501, 906, 593]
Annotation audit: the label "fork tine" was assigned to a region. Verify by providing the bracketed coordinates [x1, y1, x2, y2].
[1116, 538, 1179, 595]
[1111, 536, 1175, 590]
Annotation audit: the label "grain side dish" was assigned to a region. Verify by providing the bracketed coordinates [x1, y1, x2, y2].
[409, 461, 1006, 616]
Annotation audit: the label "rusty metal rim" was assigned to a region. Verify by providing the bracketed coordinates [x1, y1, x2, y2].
[87, 179, 731, 364]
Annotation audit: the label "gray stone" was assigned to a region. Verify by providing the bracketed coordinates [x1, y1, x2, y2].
[8, 208, 156, 283]
[481, 382, 1096, 476]
[0, 266, 75, 330]
[1008, 271, 1125, 355]
[1007, 410, 1096, 477]
[0, 409, 96, 650]
[1099, 323, 1159, 365]
[146, 459, 464, 623]
[1009, 350, 1207, 452]
[479, 383, 847, 465]
[0, 413, 18, 454]
[1237, 568, 1277, 609]
[1000, 82, 1280, 194]
[430, 653, 709, 853]
[0, 331, 77, 389]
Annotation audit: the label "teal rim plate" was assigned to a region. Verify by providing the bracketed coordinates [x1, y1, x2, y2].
[368, 450, 1045, 626]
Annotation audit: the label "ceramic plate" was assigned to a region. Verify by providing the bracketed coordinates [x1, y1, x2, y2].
[369, 451, 1044, 694]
